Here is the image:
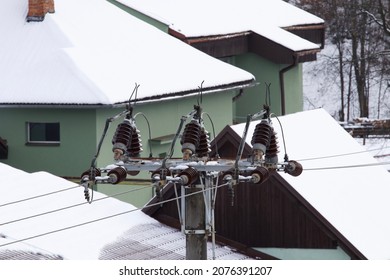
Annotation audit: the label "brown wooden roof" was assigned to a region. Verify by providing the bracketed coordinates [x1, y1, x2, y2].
[169, 24, 325, 63]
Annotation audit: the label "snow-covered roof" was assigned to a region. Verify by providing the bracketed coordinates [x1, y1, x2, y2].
[0, 0, 254, 107]
[117, 0, 323, 52]
[230, 108, 390, 260]
[0, 162, 249, 260]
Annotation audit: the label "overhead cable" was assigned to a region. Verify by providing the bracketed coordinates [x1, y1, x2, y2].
[0, 182, 229, 248]
[0, 185, 151, 226]
[0, 185, 80, 208]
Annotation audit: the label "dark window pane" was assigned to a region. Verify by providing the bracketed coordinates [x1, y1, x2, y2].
[28, 122, 60, 142]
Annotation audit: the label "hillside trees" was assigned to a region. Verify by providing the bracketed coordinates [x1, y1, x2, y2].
[297, 0, 390, 119]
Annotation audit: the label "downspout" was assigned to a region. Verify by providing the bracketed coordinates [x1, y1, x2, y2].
[279, 55, 298, 115]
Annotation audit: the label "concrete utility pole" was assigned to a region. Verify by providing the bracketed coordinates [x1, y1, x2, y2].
[81, 97, 304, 261]
[185, 185, 207, 260]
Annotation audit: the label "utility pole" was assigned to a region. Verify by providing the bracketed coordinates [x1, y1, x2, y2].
[81, 93, 303, 261]
[185, 184, 207, 260]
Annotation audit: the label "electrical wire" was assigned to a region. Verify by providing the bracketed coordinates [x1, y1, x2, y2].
[0, 185, 152, 226]
[0, 185, 80, 208]
[297, 145, 390, 162]
[303, 160, 390, 171]
[201, 112, 218, 158]
[270, 113, 288, 162]
[2, 159, 390, 247]
[3, 143, 389, 208]
[0, 181, 230, 248]
[197, 80, 204, 106]
[134, 112, 153, 158]
[264, 82, 271, 107]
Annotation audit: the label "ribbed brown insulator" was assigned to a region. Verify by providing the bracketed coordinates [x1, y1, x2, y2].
[127, 129, 143, 157]
[251, 120, 272, 153]
[265, 129, 279, 164]
[285, 160, 303, 177]
[196, 129, 211, 157]
[81, 168, 101, 181]
[112, 121, 133, 152]
[181, 121, 201, 154]
[179, 167, 199, 185]
[107, 167, 127, 184]
[251, 166, 269, 184]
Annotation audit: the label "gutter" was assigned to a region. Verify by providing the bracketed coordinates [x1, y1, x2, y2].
[0, 80, 256, 109]
[279, 55, 298, 115]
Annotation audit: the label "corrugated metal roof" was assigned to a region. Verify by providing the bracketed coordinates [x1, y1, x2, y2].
[99, 223, 252, 260]
[0, 250, 63, 260]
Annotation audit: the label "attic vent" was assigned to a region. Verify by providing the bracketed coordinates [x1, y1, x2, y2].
[26, 0, 55, 22]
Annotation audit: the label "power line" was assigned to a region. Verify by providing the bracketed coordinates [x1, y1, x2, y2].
[0, 185, 152, 226]
[0, 182, 229, 248]
[0, 185, 80, 208]
[297, 145, 390, 162]
[303, 160, 390, 171]
[2, 148, 390, 247]
[3, 143, 388, 208]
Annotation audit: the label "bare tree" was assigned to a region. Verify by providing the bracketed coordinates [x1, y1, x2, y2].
[298, 0, 390, 119]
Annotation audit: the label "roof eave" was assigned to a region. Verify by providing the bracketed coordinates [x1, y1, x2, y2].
[123, 79, 256, 105]
[170, 29, 322, 64]
[283, 23, 326, 49]
[0, 103, 116, 109]
[0, 80, 255, 108]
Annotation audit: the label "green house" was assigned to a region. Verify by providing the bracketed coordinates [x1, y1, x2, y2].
[110, 0, 325, 122]
[0, 0, 256, 205]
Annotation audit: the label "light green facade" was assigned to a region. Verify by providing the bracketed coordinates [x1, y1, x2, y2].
[255, 247, 350, 260]
[0, 91, 233, 176]
[234, 53, 303, 123]
[0, 91, 234, 206]
[0, 108, 96, 176]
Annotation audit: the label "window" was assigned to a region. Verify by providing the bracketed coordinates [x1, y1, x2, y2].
[26, 122, 60, 145]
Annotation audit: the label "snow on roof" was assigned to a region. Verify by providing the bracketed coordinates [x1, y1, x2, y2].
[0, 163, 155, 259]
[0, 163, 249, 260]
[0, 0, 254, 106]
[230, 108, 390, 259]
[117, 0, 323, 51]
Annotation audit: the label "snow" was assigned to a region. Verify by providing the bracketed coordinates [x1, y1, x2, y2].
[0, 162, 159, 259]
[231, 108, 390, 259]
[0, 0, 254, 106]
[0, 162, 250, 260]
[355, 138, 390, 171]
[118, 0, 323, 51]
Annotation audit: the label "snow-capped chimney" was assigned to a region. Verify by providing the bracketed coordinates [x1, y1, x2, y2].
[26, 0, 55, 22]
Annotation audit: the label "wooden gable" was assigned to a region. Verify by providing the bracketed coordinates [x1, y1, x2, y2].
[143, 126, 366, 259]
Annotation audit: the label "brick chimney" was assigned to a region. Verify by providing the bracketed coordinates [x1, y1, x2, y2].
[26, 0, 55, 22]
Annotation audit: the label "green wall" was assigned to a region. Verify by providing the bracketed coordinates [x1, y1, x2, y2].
[234, 53, 303, 122]
[255, 247, 350, 260]
[0, 108, 97, 177]
[0, 89, 233, 179]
